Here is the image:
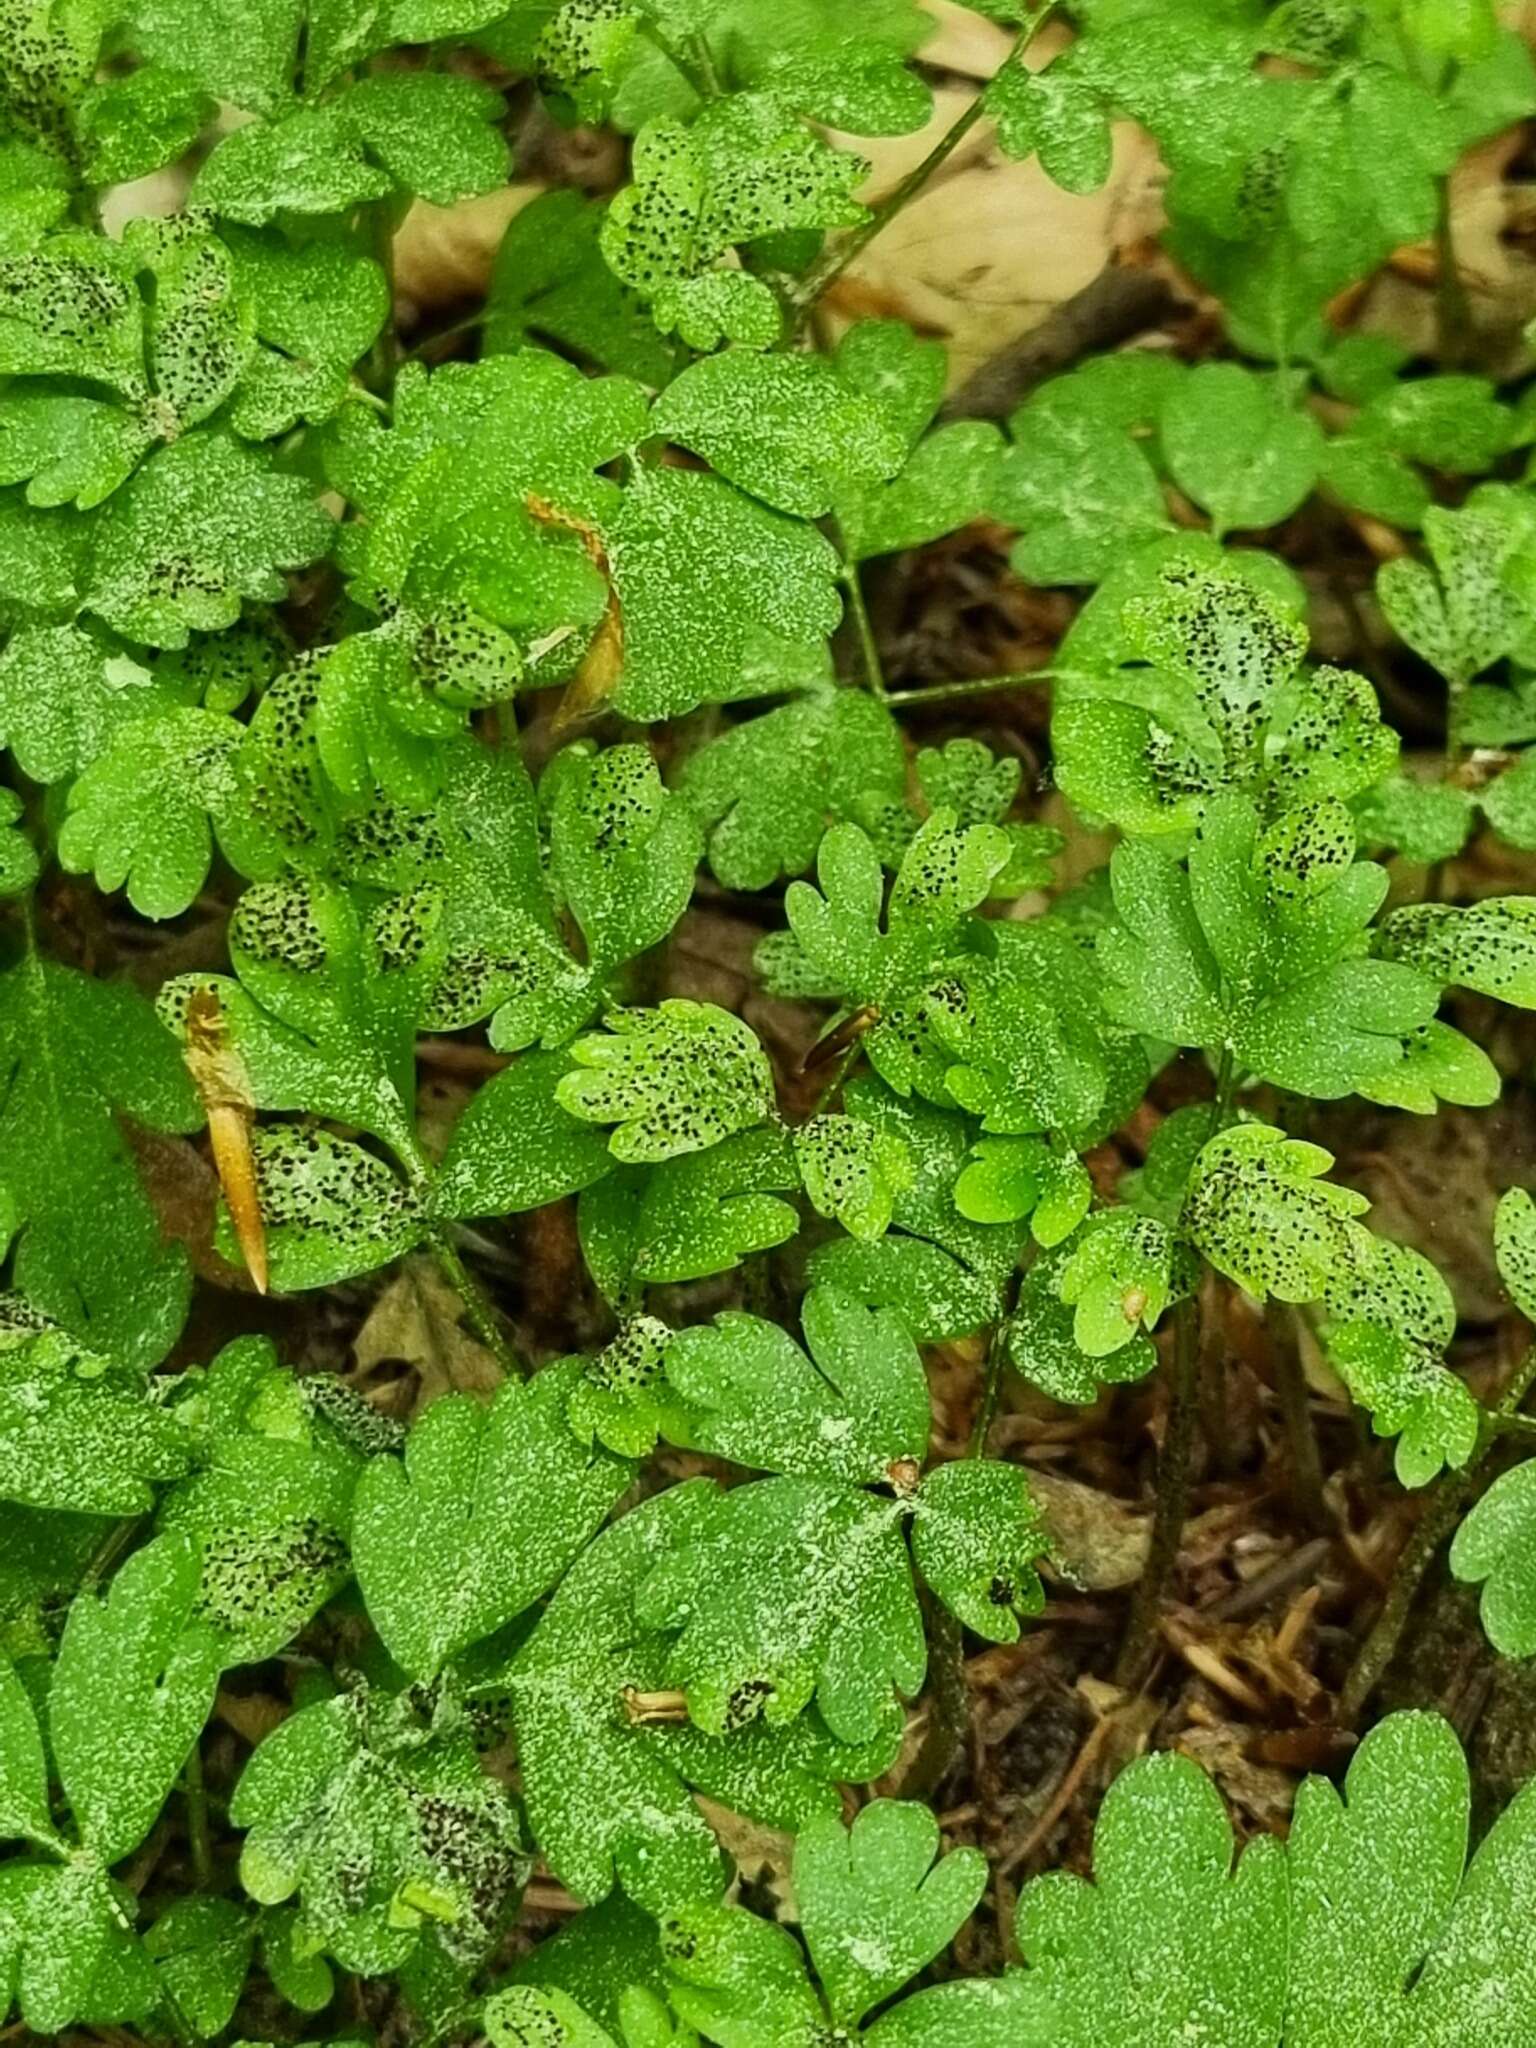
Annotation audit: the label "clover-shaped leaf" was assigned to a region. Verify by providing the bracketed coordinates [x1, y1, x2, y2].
[654, 349, 906, 520]
[794, 1800, 986, 2027]
[1375, 897, 1536, 1009]
[1452, 1456, 1536, 1656]
[84, 431, 332, 648]
[50, 1532, 224, 1864]
[637, 1475, 923, 1743]
[232, 1680, 526, 1975]
[353, 1358, 634, 1681]
[911, 1459, 1047, 1642]
[607, 466, 843, 721]
[1014, 1747, 1287, 2048]
[1184, 1122, 1370, 1305]
[579, 1126, 800, 1304]
[558, 1002, 776, 1164]
[57, 705, 282, 918]
[0, 1298, 190, 1514]
[661, 1286, 930, 1486]
[1, 953, 198, 1364]
[1057, 1210, 1179, 1357]
[1007, 1241, 1158, 1406]
[509, 1481, 885, 1917]
[681, 685, 904, 893]
[792, 1112, 910, 1241]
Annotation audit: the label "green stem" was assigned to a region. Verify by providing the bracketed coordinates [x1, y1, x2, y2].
[840, 559, 887, 698]
[428, 1227, 527, 1381]
[183, 1740, 214, 1891]
[393, 1127, 527, 1379]
[790, 7, 1057, 328]
[1339, 1337, 1536, 1725]
[643, 21, 718, 101]
[363, 199, 400, 400]
[1267, 1301, 1329, 1534]
[885, 671, 1049, 710]
[971, 1312, 1012, 1457]
[1114, 1285, 1203, 1687]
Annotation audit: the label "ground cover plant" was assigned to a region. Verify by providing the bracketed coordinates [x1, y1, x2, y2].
[12, 0, 1536, 2040]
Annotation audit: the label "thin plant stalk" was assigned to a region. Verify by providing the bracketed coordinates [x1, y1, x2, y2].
[1339, 1337, 1536, 1724]
[1115, 1285, 1203, 1687]
[790, 7, 1058, 328]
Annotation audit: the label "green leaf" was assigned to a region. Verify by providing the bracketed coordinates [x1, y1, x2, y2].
[911, 1459, 1046, 1642]
[1375, 897, 1536, 1007]
[433, 1051, 615, 1219]
[158, 875, 435, 1155]
[608, 466, 842, 720]
[127, 0, 303, 115]
[808, 1081, 1020, 1340]
[0, 1651, 59, 1850]
[337, 70, 509, 204]
[0, 1858, 157, 2035]
[837, 417, 1004, 564]
[1159, 364, 1323, 536]
[0, 625, 196, 783]
[661, 1286, 930, 1485]
[1100, 794, 1439, 1099]
[486, 1984, 620, 2048]
[50, 1532, 224, 1864]
[929, 921, 1120, 1140]
[57, 706, 282, 918]
[1322, 1235, 1476, 1488]
[144, 1897, 253, 2039]
[772, 814, 1009, 1095]
[993, 379, 1172, 585]
[0, 233, 144, 394]
[156, 1337, 363, 1661]
[223, 226, 389, 373]
[557, 1001, 775, 1164]
[636, 1475, 924, 1743]
[1481, 750, 1536, 852]
[792, 1111, 910, 1241]
[0, 953, 198, 1363]
[1495, 1183, 1536, 1322]
[75, 65, 214, 184]
[193, 107, 394, 222]
[1008, 1244, 1157, 1406]
[1051, 561, 1373, 834]
[1057, 1210, 1177, 1356]
[681, 685, 904, 892]
[1184, 1121, 1370, 1305]
[578, 1125, 800, 1300]
[1013, 1747, 1288, 2048]
[511, 1480, 882, 1916]
[652, 349, 907, 520]
[1451, 1457, 1536, 1656]
[0, 794, 35, 896]
[352, 1359, 634, 1680]
[1377, 498, 1530, 689]
[224, 1124, 424, 1291]
[567, 1315, 671, 1459]
[1354, 774, 1476, 865]
[0, 1300, 191, 1514]
[794, 1800, 986, 2026]
[484, 188, 677, 383]
[656, 1899, 827, 2048]
[987, 56, 1113, 193]
[1285, 1711, 1466, 2043]
[601, 93, 867, 312]
[84, 432, 332, 648]
[231, 1680, 526, 1975]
